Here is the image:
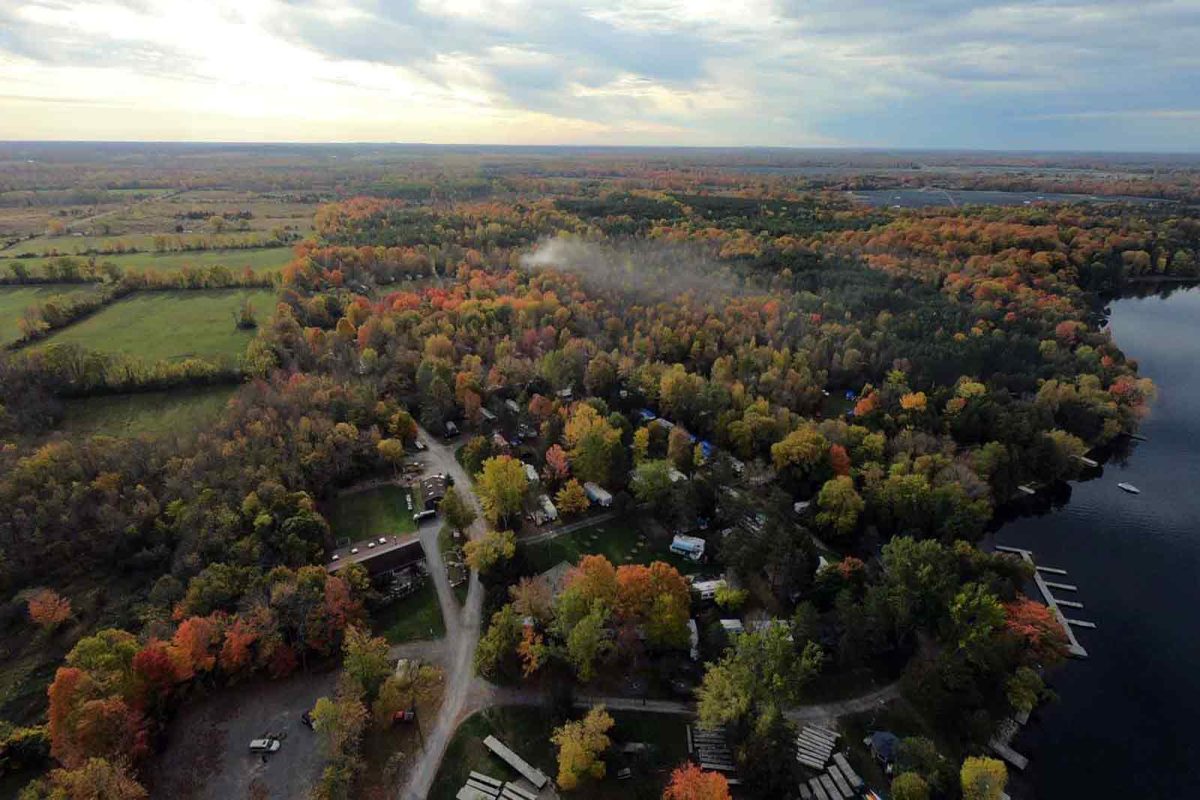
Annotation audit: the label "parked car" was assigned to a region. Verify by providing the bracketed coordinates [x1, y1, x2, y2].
[301, 711, 314, 730]
[392, 708, 416, 724]
[249, 737, 281, 754]
[414, 439, 427, 451]
[414, 509, 436, 523]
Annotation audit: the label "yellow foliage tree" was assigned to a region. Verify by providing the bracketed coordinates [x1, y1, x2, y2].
[551, 705, 615, 791]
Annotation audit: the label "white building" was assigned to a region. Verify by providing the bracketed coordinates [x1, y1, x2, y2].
[583, 482, 613, 507]
[670, 534, 706, 561]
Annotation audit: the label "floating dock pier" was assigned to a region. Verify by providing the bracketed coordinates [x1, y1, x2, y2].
[995, 545, 1093, 659]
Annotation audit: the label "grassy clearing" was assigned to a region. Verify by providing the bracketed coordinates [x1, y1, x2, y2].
[371, 584, 445, 644]
[7, 246, 293, 275]
[34, 288, 276, 363]
[325, 484, 416, 545]
[56, 385, 236, 438]
[0, 284, 99, 346]
[522, 518, 703, 576]
[431, 706, 689, 800]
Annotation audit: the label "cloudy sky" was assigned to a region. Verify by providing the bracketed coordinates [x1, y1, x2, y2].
[0, 0, 1197, 150]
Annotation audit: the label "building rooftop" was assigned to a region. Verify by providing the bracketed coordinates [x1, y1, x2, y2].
[328, 533, 425, 575]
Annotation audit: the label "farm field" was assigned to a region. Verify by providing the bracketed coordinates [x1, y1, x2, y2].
[4, 245, 293, 275]
[34, 288, 277, 363]
[522, 517, 704, 575]
[3, 231, 283, 256]
[55, 385, 237, 438]
[325, 484, 417, 545]
[0, 284, 99, 346]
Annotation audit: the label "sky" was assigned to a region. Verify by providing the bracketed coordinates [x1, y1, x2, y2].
[0, 0, 1198, 150]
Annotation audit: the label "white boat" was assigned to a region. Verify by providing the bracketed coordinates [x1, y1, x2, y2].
[1117, 482, 1141, 494]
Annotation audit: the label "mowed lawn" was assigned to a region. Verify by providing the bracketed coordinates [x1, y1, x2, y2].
[325, 484, 416, 545]
[56, 386, 237, 438]
[35, 288, 277, 363]
[0, 284, 99, 346]
[522, 517, 704, 575]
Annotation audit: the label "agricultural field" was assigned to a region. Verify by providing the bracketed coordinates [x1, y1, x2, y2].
[0, 284, 99, 346]
[4, 245, 293, 275]
[34, 288, 277, 363]
[2, 230, 285, 256]
[325, 484, 417, 545]
[522, 518, 704, 575]
[55, 385, 237, 438]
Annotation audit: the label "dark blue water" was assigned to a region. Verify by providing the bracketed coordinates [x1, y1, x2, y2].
[1000, 285, 1200, 799]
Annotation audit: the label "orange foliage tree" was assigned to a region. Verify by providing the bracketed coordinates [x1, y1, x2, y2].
[28, 589, 72, 631]
[663, 763, 732, 800]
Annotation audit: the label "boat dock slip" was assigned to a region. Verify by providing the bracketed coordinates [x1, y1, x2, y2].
[1057, 599, 1085, 609]
[1035, 565, 1069, 575]
[995, 546, 1090, 658]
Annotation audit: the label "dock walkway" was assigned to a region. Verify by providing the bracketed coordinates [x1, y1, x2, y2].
[995, 546, 1090, 658]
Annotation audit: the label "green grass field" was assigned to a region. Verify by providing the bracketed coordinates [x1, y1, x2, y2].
[4, 246, 292, 275]
[371, 584, 446, 644]
[325, 484, 417, 545]
[5, 231, 284, 256]
[522, 518, 703, 576]
[0, 284, 100, 346]
[56, 386, 237, 438]
[34, 288, 277, 363]
[431, 707, 688, 800]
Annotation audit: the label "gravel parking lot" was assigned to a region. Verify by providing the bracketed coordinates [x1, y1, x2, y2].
[147, 668, 337, 800]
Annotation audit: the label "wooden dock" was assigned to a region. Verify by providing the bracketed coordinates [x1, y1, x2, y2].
[483, 736, 549, 789]
[995, 546, 1092, 658]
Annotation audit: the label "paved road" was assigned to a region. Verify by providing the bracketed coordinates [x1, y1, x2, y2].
[399, 431, 487, 800]
[519, 509, 619, 545]
[489, 681, 902, 723]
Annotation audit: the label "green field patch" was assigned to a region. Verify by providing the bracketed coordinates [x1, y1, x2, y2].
[7, 246, 293, 275]
[432, 706, 688, 800]
[6, 231, 283, 256]
[0, 284, 100, 346]
[371, 583, 445, 644]
[34, 288, 277, 363]
[56, 385, 237, 438]
[325, 484, 417, 545]
[522, 518, 703, 576]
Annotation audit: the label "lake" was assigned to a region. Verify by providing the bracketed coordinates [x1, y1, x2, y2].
[998, 284, 1200, 798]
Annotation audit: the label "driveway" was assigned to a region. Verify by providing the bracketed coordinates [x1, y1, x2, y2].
[398, 428, 487, 800]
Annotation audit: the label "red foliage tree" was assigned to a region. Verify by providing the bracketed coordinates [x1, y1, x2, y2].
[28, 589, 72, 631]
[544, 444, 570, 483]
[829, 444, 852, 477]
[1004, 597, 1070, 665]
[131, 642, 182, 711]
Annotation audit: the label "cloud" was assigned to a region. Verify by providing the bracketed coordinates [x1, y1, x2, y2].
[0, 0, 1197, 149]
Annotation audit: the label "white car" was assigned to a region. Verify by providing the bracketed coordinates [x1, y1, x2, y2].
[249, 738, 281, 754]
